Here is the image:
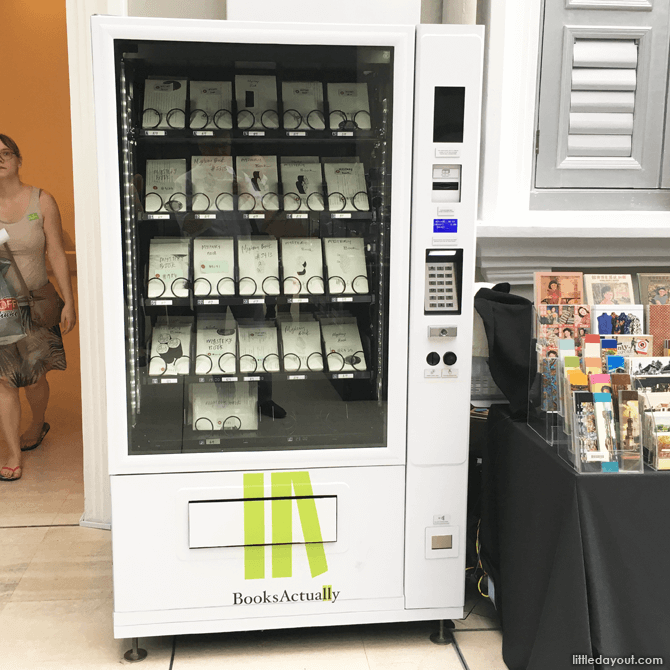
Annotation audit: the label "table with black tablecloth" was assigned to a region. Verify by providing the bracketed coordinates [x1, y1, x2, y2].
[480, 404, 670, 670]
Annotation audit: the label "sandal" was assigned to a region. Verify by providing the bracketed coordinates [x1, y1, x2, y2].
[21, 422, 50, 452]
[0, 466, 22, 481]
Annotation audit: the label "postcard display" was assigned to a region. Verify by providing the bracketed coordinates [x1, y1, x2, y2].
[525, 270, 670, 474]
[92, 18, 484, 648]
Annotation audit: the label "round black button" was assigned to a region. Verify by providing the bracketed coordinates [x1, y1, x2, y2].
[443, 352, 458, 366]
[426, 352, 440, 366]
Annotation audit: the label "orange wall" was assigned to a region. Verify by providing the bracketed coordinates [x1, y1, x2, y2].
[2, 1, 75, 247]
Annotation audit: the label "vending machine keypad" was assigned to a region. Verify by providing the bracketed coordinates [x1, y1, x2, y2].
[424, 249, 462, 314]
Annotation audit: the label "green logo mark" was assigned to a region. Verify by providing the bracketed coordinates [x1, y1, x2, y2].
[28, 213, 39, 221]
[243, 471, 328, 581]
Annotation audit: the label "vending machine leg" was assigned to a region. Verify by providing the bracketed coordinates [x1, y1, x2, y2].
[430, 619, 455, 645]
[124, 638, 148, 662]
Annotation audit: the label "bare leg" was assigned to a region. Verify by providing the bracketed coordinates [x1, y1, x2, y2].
[0, 380, 22, 473]
[21, 375, 50, 448]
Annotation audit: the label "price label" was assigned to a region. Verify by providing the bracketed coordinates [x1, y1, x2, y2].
[219, 377, 238, 382]
[161, 378, 178, 384]
[244, 376, 261, 381]
[287, 131, 306, 137]
[333, 131, 354, 137]
[144, 130, 166, 136]
[244, 298, 264, 304]
[148, 214, 170, 220]
[288, 375, 306, 380]
[205, 438, 221, 445]
[194, 131, 214, 136]
[334, 297, 353, 303]
[334, 373, 354, 379]
[246, 213, 264, 219]
[333, 213, 351, 219]
[245, 131, 265, 136]
[288, 298, 308, 304]
[151, 300, 173, 306]
[288, 213, 308, 219]
[195, 214, 216, 220]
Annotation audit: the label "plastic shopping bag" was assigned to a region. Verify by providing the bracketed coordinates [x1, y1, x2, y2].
[0, 257, 26, 346]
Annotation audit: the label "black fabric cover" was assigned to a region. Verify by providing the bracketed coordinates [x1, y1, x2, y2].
[474, 286, 533, 418]
[481, 405, 670, 670]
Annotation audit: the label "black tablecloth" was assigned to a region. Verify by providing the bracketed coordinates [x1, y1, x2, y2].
[481, 405, 670, 670]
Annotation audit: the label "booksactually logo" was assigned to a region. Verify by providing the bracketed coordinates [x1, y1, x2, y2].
[233, 585, 339, 606]
[242, 471, 329, 581]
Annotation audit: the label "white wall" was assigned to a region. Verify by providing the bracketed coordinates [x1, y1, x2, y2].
[127, 0, 226, 19]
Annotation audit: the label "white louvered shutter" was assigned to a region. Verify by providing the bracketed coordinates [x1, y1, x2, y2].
[534, 2, 670, 190]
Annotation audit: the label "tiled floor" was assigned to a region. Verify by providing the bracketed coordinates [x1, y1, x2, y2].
[0, 280, 506, 668]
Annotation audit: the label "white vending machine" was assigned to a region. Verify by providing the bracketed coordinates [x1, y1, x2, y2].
[91, 16, 483, 644]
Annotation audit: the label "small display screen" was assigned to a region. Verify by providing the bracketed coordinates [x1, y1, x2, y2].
[433, 87, 465, 143]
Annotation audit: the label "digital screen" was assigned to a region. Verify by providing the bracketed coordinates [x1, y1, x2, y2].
[433, 87, 465, 143]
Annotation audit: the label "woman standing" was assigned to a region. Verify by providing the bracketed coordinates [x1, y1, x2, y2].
[0, 134, 76, 481]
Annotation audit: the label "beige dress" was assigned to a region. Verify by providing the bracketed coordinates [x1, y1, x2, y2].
[0, 187, 66, 387]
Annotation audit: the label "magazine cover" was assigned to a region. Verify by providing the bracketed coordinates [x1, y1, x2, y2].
[613, 335, 652, 357]
[592, 306, 643, 336]
[584, 274, 635, 305]
[537, 305, 590, 356]
[534, 272, 584, 305]
[627, 357, 670, 376]
[636, 273, 670, 305]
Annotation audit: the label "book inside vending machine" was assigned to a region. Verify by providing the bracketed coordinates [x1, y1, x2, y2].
[91, 16, 483, 645]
